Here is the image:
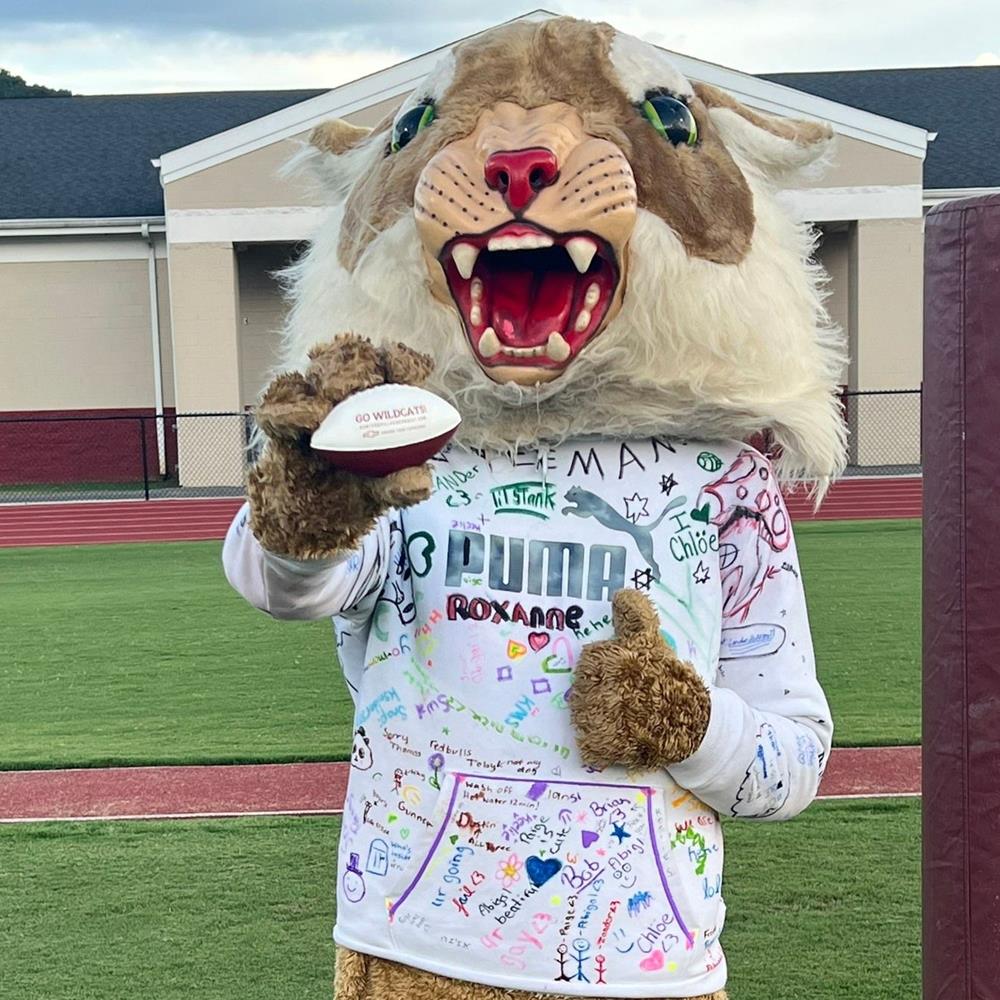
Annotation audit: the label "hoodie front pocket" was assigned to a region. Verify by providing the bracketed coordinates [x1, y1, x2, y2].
[386, 773, 696, 988]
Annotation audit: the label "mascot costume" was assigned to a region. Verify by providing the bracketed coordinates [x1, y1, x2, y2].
[223, 16, 845, 1000]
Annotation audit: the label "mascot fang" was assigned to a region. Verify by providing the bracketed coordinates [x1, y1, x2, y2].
[224, 16, 844, 1000]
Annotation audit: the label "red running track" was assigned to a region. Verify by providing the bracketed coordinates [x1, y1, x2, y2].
[0, 498, 244, 548]
[0, 478, 921, 548]
[0, 747, 919, 824]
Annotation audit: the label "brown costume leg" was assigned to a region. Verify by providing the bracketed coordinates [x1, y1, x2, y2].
[334, 947, 727, 1000]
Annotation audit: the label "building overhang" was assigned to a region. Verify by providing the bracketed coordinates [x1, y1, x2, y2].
[0, 217, 166, 238]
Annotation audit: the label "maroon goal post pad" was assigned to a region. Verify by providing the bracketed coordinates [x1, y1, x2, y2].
[923, 193, 1000, 999]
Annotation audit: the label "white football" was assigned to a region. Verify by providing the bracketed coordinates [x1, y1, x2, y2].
[310, 383, 461, 477]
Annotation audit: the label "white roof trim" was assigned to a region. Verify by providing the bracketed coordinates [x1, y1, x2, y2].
[0, 235, 167, 262]
[159, 9, 927, 186]
[166, 206, 324, 244]
[923, 186, 1000, 206]
[0, 216, 166, 237]
[778, 184, 924, 222]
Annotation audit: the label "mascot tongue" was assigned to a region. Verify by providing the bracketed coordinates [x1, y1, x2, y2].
[490, 267, 575, 344]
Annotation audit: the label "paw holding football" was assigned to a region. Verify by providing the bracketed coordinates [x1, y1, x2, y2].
[569, 589, 712, 770]
[310, 383, 460, 478]
[248, 333, 450, 560]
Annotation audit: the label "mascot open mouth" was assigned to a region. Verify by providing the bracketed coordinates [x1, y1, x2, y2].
[440, 222, 619, 376]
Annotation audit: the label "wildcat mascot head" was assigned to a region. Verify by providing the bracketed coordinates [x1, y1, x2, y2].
[281, 16, 846, 486]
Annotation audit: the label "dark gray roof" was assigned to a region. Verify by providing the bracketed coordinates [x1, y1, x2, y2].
[0, 90, 325, 220]
[761, 66, 1000, 190]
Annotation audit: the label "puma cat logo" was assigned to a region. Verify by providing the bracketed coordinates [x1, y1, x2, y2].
[561, 488, 686, 579]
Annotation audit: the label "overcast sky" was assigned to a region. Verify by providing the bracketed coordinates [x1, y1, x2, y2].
[2, 1, 997, 95]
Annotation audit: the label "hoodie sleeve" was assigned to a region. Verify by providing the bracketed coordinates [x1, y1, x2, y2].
[667, 473, 832, 821]
[222, 502, 391, 621]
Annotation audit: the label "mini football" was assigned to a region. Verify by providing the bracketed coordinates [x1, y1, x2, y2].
[310, 383, 461, 477]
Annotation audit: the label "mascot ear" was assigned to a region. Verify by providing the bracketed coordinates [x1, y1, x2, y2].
[309, 119, 372, 155]
[283, 118, 375, 201]
[694, 82, 833, 181]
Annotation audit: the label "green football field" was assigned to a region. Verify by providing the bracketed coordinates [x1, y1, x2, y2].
[0, 798, 919, 1000]
[0, 518, 920, 770]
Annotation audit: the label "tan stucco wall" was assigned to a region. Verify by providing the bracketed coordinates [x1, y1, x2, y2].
[166, 241, 246, 486]
[848, 217, 923, 390]
[165, 135, 322, 211]
[846, 216, 924, 468]
[814, 227, 850, 385]
[798, 133, 923, 190]
[164, 95, 405, 212]
[155, 257, 176, 408]
[0, 254, 173, 411]
[167, 242, 241, 412]
[236, 243, 297, 405]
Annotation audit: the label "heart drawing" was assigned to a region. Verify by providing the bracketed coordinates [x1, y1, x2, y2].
[639, 950, 665, 972]
[528, 631, 550, 651]
[690, 503, 711, 523]
[525, 856, 562, 888]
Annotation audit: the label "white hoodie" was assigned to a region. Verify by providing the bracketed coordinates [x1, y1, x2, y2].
[223, 437, 831, 998]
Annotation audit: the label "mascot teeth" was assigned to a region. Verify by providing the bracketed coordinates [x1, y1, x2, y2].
[477, 327, 502, 357]
[440, 224, 618, 375]
[546, 331, 571, 362]
[565, 237, 598, 274]
[451, 243, 480, 280]
[487, 233, 555, 251]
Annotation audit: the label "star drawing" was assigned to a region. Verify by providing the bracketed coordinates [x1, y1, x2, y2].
[623, 493, 650, 524]
[611, 823, 631, 844]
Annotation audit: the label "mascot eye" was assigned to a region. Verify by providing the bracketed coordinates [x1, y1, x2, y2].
[640, 94, 698, 147]
[391, 101, 435, 153]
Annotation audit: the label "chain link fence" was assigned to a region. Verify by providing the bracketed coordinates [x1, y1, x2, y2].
[0, 390, 922, 504]
[0, 411, 256, 504]
[841, 389, 922, 476]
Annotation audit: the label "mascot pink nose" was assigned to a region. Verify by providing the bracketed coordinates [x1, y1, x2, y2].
[484, 148, 559, 213]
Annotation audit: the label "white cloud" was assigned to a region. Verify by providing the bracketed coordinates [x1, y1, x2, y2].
[973, 51, 1000, 65]
[0, 2, 997, 94]
[0, 25, 402, 93]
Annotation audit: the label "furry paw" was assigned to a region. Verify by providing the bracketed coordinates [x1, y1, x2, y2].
[372, 465, 434, 509]
[247, 334, 437, 560]
[255, 372, 330, 443]
[382, 342, 435, 387]
[569, 590, 711, 770]
[306, 333, 389, 408]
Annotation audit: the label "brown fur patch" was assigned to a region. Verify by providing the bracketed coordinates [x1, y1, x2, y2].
[694, 81, 833, 146]
[569, 589, 712, 770]
[248, 334, 434, 559]
[310, 119, 372, 155]
[334, 946, 728, 1000]
[338, 16, 755, 270]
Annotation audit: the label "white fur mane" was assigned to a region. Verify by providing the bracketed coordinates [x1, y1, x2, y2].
[279, 166, 845, 488]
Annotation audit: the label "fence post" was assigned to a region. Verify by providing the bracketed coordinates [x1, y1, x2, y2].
[139, 416, 150, 501]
